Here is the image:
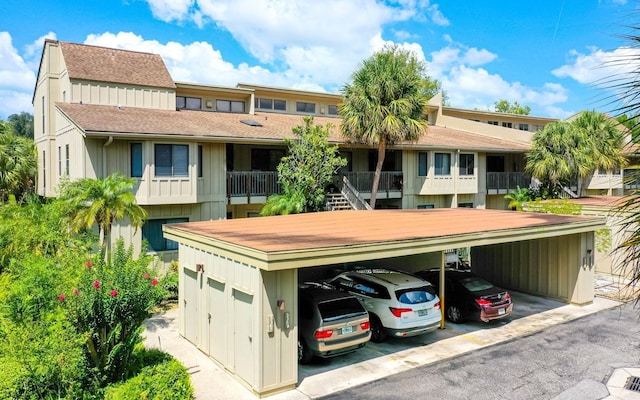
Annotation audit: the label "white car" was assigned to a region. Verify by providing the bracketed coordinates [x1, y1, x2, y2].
[328, 268, 441, 342]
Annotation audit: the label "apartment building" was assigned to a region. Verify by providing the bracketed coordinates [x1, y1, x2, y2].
[33, 40, 624, 262]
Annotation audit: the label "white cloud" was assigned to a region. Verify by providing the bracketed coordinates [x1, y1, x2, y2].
[0, 32, 37, 118]
[428, 3, 450, 26]
[552, 46, 640, 85]
[146, 0, 196, 23]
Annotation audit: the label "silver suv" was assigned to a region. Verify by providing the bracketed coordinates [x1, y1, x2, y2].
[298, 282, 371, 364]
[329, 268, 441, 342]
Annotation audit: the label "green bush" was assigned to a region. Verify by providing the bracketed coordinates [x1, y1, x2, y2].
[162, 261, 179, 301]
[104, 355, 194, 400]
[63, 240, 165, 386]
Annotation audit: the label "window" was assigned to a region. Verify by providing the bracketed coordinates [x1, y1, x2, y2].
[255, 97, 286, 111]
[519, 123, 529, 131]
[418, 152, 428, 177]
[155, 144, 189, 177]
[458, 202, 474, 208]
[417, 204, 435, 209]
[327, 105, 338, 115]
[131, 143, 143, 178]
[176, 96, 202, 110]
[142, 218, 188, 252]
[197, 145, 203, 178]
[65, 144, 69, 175]
[434, 152, 451, 175]
[58, 146, 62, 176]
[42, 151, 46, 189]
[42, 96, 45, 134]
[502, 122, 513, 128]
[251, 148, 285, 171]
[459, 153, 474, 176]
[296, 101, 316, 113]
[488, 121, 498, 126]
[216, 99, 245, 113]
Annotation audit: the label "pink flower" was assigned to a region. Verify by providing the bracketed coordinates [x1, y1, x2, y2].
[143, 273, 150, 279]
[151, 278, 158, 286]
[110, 289, 118, 297]
[85, 260, 93, 268]
[93, 280, 100, 289]
[72, 288, 78, 295]
[58, 294, 66, 301]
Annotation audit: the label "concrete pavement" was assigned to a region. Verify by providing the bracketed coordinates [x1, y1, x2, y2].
[143, 289, 623, 400]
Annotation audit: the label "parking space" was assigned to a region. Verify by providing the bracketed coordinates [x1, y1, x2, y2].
[295, 291, 619, 399]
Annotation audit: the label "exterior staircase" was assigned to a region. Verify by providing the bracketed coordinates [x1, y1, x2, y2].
[325, 193, 353, 211]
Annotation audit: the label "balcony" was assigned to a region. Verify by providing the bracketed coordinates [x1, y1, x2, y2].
[624, 169, 640, 190]
[486, 172, 531, 194]
[227, 171, 282, 204]
[225, 171, 403, 204]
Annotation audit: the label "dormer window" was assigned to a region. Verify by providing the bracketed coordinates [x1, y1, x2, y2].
[296, 101, 316, 114]
[216, 99, 245, 113]
[177, 96, 202, 110]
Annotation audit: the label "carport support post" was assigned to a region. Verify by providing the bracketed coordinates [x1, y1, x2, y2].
[439, 250, 445, 329]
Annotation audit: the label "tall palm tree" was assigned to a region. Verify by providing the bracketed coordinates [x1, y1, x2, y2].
[340, 45, 429, 208]
[0, 125, 37, 202]
[59, 173, 147, 256]
[571, 111, 627, 196]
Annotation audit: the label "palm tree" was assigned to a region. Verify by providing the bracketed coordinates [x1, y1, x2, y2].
[340, 45, 429, 208]
[0, 125, 37, 202]
[571, 111, 627, 196]
[59, 173, 147, 257]
[504, 186, 532, 211]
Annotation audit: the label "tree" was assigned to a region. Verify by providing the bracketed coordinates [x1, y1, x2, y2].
[59, 173, 147, 257]
[261, 118, 346, 215]
[494, 99, 531, 115]
[504, 186, 532, 211]
[0, 125, 37, 202]
[340, 45, 429, 208]
[420, 77, 449, 106]
[7, 112, 34, 139]
[525, 112, 626, 197]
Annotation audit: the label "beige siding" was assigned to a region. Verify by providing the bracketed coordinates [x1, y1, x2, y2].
[472, 232, 595, 304]
[70, 81, 174, 110]
[175, 243, 296, 395]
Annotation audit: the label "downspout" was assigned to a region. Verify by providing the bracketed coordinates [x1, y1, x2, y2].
[103, 136, 113, 177]
[439, 249, 446, 330]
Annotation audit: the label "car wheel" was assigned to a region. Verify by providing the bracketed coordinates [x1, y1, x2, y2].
[298, 340, 313, 364]
[446, 304, 464, 323]
[369, 314, 387, 343]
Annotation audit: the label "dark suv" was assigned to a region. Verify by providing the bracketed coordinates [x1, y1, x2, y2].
[298, 282, 371, 364]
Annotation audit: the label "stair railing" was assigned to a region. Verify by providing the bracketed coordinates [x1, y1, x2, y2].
[340, 175, 373, 210]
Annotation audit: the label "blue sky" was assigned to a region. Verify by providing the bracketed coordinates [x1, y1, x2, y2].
[0, 0, 637, 119]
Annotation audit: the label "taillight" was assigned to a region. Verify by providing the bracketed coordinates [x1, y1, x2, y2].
[314, 329, 333, 339]
[504, 292, 511, 302]
[475, 298, 492, 307]
[434, 301, 440, 309]
[360, 321, 370, 331]
[389, 307, 413, 317]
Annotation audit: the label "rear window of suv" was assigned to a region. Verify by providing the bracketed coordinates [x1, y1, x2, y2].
[318, 297, 366, 322]
[396, 285, 436, 304]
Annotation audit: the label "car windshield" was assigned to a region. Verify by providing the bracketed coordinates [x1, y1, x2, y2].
[317, 297, 366, 322]
[395, 285, 436, 304]
[459, 276, 494, 292]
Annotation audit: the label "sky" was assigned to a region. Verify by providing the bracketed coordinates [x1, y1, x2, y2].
[0, 0, 639, 120]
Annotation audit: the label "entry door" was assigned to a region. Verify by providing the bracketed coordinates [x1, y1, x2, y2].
[183, 268, 199, 344]
[233, 290, 254, 385]
[207, 278, 227, 364]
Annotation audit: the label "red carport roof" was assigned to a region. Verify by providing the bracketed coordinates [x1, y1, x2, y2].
[165, 208, 603, 253]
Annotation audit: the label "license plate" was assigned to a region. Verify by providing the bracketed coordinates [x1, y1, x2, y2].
[498, 308, 506, 315]
[341, 326, 353, 334]
[417, 309, 428, 317]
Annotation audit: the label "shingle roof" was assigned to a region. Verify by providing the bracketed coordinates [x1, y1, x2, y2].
[59, 42, 176, 89]
[56, 103, 530, 151]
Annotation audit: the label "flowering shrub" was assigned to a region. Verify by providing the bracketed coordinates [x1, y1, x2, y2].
[63, 239, 164, 386]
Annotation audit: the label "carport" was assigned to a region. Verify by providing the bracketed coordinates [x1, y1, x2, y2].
[163, 208, 604, 397]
